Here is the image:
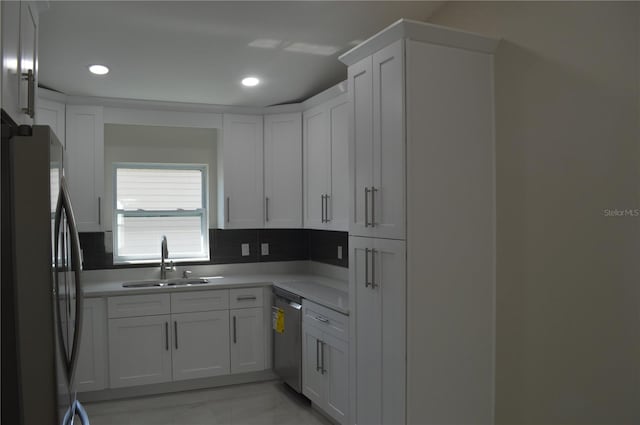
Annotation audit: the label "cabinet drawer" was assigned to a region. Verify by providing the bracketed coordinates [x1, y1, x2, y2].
[302, 299, 348, 341]
[108, 294, 170, 318]
[171, 290, 229, 313]
[229, 287, 263, 309]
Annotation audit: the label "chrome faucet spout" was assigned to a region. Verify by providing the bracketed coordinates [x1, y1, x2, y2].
[160, 236, 171, 280]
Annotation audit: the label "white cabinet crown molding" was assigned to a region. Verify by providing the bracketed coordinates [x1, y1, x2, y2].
[37, 81, 348, 124]
[338, 18, 499, 66]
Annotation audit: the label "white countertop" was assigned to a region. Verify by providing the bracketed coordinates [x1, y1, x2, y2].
[83, 273, 349, 314]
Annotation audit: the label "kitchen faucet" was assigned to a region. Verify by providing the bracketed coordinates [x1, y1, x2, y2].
[160, 235, 175, 280]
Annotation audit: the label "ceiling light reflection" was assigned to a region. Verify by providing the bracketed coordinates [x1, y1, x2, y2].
[248, 39, 282, 49]
[283, 42, 340, 56]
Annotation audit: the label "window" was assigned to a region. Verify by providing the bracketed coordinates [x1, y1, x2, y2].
[113, 163, 209, 263]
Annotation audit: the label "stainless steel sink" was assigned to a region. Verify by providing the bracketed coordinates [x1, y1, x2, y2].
[122, 278, 209, 288]
[122, 280, 162, 288]
[168, 278, 209, 286]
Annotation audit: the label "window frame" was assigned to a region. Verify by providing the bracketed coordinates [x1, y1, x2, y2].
[112, 162, 209, 264]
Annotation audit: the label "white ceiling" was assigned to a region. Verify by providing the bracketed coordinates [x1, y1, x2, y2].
[38, 1, 444, 107]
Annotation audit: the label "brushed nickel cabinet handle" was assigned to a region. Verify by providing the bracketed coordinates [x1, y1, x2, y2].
[21, 69, 35, 118]
[320, 194, 326, 223]
[371, 187, 378, 227]
[226, 197, 230, 223]
[325, 194, 330, 222]
[364, 187, 370, 227]
[98, 197, 101, 225]
[316, 339, 321, 372]
[265, 197, 269, 222]
[165, 322, 169, 351]
[233, 315, 237, 344]
[174, 321, 178, 350]
[371, 248, 377, 289]
[237, 295, 257, 301]
[320, 341, 326, 375]
[365, 248, 370, 287]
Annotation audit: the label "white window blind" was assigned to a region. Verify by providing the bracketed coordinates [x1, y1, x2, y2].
[113, 164, 209, 263]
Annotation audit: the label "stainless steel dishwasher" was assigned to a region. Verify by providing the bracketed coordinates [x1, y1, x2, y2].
[272, 287, 303, 393]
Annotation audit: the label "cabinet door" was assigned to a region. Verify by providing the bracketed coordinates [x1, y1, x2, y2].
[230, 307, 265, 374]
[327, 96, 349, 231]
[264, 113, 302, 228]
[323, 333, 349, 425]
[1, 1, 21, 122]
[65, 105, 104, 232]
[108, 315, 172, 388]
[372, 40, 406, 240]
[348, 56, 374, 237]
[76, 298, 107, 392]
[36, 98, 65, 147]
[220, 114, 264, 229]
[303, 106, 330, 229]
[302, 324, 324, 406]
[18, 1, 36, 125]
[349, 236, 406, 425]
[172, 311, 230, 381]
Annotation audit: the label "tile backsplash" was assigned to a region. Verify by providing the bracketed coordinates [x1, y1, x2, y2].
[308, 230, 348, 268]
[80, 229, 347, 270]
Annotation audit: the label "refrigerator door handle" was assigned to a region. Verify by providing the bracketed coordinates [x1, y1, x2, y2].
[53, 179, 65, 366]
[60, 177, 84, 384]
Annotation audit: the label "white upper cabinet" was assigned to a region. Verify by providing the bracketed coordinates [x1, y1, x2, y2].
[18, 1, 37, 123]
[328, 97, 349, 231]
[303, 105, 330, 229]
[264, 112, 302, 228]
[303, 93, 349, 231]
[219, 114, 264, 229]
[36, 98, 65, 146]
[348, 57, 373, 236]
[65, 105, 104, 232]
[348, 40, 405, 240]
[2, 1, 38, 125]
[1, 1, 21, 122]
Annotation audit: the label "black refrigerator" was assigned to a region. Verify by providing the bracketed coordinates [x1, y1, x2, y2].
[2, 115, 88, 425]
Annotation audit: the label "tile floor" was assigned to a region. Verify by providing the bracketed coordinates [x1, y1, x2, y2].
[84, 380, 332, 425]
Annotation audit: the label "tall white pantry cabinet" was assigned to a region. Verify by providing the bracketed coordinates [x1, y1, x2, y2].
[340, 20, 498, 425]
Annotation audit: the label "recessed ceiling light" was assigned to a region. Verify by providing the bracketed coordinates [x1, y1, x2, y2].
[241, 77, 260, 87]
[88, 64, 109, 75]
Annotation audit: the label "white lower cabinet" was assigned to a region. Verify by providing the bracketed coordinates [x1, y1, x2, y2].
[172, 310, 230, 381]
[76, 298, 107, 392]
[230, 307, 265, 374]
[108, 315, 173, 388]
[302, 300, 349, 425]
[323, 333, 349, 423]
[103, 288, 266, 391]
[350, 236, 406, 425]
[302, 324, 324, 405]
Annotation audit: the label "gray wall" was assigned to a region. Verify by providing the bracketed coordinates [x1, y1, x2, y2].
[428, 2, 640, 424]
[103, 124, 218, 232]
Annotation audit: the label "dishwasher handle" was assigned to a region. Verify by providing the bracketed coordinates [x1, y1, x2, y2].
[273, 287, 302, 304]
[288, 301, 302, 310]
[275, 296, 302, 310]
